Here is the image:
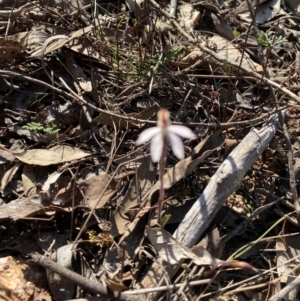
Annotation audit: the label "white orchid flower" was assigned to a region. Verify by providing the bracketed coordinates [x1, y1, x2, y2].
[136, 108, 197, 162]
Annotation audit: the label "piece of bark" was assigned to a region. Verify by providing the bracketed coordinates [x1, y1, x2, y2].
[174, 113, 282, 247]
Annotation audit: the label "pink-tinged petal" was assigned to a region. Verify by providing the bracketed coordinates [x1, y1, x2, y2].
[168, 125, 197, 140]
[150, 132, 163, 162]
[136, 127, 161, 145]
[168, 132, 185, 160]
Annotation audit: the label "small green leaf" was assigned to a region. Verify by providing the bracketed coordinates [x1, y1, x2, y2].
[258, 32, 287, 49]
[22, 121, 60, 134]
[233, 29, 240, 37]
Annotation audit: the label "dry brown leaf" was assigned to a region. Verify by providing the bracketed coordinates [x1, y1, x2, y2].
[53, 177, 76, 205]
[196, 1, 222, 13]
[30, 35, 68, 58]
[85, 174, 119, 209]
[211, 13, 235, 41]
[7, 31, 48, 50]
[41, 172, 74, 205]
[110, 157, 156, 237]
[223, 138, 239, 154]
[106, 279, 127, 292]
[42, 171, 63, 192]
[146, 226, 217, 266]
[179, 4, 201, 31]
[125, 0, 144, 21]
[21, 164, 37, 196]
[234, 0, 270, 13]
[238, 0, 281, 24]
[0, 196, 48, 220]
[177, 49, 203, 67]
[140, 226, 217, 297]
[226, 194, 248, 215]
[145, 147, 217, 200]
[155, 21, 174, 33]
[14, 145, 91, 166]
[31, 24, 94, 58]
[0, 149, 15, 163]
[195, 228, 224, 259]
[47, 244, 77, 300]
[60, 24, 112, 64]
[1, 162, 22, 192]
[65, 55, 92, 92]
[66, 38, 110, 65]
[0, 150, 16, 186]
[203, 35, 263, 73]
[101, 28, 136, 45]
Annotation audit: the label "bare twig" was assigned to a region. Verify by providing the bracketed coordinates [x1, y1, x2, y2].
[172, 266, 198, 301]
[30, 253, 143, 301]
[268, 274, 300, 301]
[0, 2, 35, 19]
[122, 278, 211, 295]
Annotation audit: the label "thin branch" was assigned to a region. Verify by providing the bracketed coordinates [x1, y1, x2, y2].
[268, 274, 300, 301]
[121, 278, 211, 295]
[30, 253, 143, 301]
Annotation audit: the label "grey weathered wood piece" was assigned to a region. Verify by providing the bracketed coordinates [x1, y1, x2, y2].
[174, 113, 281, 247]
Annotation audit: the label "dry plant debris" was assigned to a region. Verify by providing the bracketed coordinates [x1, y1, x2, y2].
[0, 0, 300, 300]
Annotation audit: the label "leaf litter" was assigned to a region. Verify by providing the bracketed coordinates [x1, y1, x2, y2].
[0, 0, 300, 300]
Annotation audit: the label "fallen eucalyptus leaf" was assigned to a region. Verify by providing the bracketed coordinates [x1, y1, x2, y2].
[15, 145, 91, 166]
[146, 226, 217, 266]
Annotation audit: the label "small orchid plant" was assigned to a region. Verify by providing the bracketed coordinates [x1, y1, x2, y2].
[135, 110, 259, 274]
[136, 108, 197, 223]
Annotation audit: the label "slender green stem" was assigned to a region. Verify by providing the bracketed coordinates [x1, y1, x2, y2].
[230, 213, 292, 260]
